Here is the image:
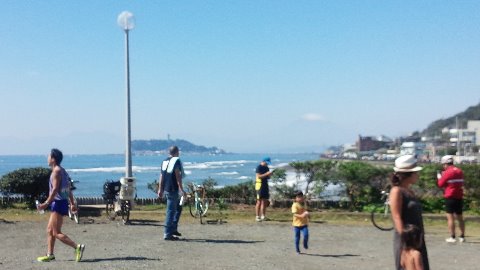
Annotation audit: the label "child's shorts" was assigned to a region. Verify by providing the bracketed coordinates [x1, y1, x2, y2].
[51, 199, 69, 216]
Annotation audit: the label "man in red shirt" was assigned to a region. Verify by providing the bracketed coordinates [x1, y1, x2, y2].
[437, 155, 465, 243]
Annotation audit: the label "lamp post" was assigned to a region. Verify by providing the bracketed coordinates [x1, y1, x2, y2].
[117, 11, 135, 178]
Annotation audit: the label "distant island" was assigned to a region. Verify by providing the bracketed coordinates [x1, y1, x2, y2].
[132, 139, 226, 155]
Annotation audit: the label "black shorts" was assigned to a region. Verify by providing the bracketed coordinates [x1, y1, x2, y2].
[445, 198, 463, 215]
[256, 183, 269, 200]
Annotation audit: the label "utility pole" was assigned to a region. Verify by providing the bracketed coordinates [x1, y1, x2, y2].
[456, 116, 461, 156]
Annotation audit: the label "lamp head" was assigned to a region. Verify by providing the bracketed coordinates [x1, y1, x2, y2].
[117, 11, 135, 31]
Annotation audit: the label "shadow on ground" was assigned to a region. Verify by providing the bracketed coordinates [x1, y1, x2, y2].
[273, 219, 325, 224]
[182, 238, 264, 244]
[0, 219, 15, 224]
[126, 219, 163, 227]
[302, 253, 360, 258]
[78, 217, 96, 224]
[81, 256, 162, 263]
[205, 219, 228, 224]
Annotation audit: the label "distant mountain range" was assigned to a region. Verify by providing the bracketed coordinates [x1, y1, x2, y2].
[132, 139, 226, 154]
[421, 102, 480, 136]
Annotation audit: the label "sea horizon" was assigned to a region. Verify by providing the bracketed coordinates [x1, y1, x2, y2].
[0, 151, 324, 157]
[0, 153, 320, 198]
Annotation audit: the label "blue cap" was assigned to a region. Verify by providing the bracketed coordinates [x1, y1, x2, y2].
[262, 157, 271, 164]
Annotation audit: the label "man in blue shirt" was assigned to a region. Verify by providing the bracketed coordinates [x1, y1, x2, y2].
[158, 146, 186, 240]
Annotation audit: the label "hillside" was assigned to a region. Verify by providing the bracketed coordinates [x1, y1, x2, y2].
[132, 139, 226, 154]
[421, 102, 480, 136]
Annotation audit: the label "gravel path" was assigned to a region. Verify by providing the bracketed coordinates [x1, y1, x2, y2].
[0, 214, 479, 270]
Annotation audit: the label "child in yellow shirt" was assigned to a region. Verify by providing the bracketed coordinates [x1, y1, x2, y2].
[292, 191, 309, 254]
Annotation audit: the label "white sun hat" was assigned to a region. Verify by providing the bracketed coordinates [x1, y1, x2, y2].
[440, 155, 454, 164]
[394, 155, 423, 172]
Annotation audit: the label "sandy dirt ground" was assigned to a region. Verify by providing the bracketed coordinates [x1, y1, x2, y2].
[0, 213, 479, 270]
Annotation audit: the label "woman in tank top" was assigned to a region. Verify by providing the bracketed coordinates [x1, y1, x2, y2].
[390, 155, 429, 270]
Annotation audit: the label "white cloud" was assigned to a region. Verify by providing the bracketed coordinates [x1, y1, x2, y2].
[301, 113, 325, 122]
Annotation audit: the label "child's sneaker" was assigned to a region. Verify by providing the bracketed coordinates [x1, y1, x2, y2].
[75, 244, 85, 262]
[459, 237, 465, 243]
[37, 254, 55, 262]
[255, 216, 261, 222]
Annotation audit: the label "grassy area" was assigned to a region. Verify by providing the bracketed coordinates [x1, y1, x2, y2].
[0, 203, 48, 222]
[2, 203, 479, 236]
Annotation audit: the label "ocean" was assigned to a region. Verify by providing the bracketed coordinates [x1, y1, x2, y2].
[0, 153, 319, 198]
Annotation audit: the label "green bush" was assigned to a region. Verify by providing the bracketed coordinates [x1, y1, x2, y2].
[420, 197, 444, 213]
[335, 161, 390, 211]
[460, 164, 480, 202]
[214, 181, 256, 204]
[270, 168, 298, 199]
[465, 198, 480, 214]
[0, 167, 51, 208]
[362, 204, 378, 213]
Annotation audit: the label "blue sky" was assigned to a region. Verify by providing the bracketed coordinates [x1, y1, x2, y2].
[1, 1, 479, 155]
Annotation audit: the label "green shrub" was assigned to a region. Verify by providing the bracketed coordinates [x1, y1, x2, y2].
[362, 204, 379, 213]
[459, 164, 480, 202]
[420, 197, 444, 213]
[215, 181, 256, 204]
[465, 199, 480, 214]
[0, 167, 51, 208]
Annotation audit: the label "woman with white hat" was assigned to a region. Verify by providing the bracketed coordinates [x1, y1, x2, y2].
[390, 155, 429, 270]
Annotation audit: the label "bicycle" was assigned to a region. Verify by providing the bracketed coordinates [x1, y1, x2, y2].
[370, 190, 394, 231]
[103, 179, 134, 225]
[68, 178, 79, 224]
[187, 182, 210, 224]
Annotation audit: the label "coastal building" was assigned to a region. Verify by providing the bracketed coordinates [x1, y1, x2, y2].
[467, 120, 480, 146]
[356, 135, 393, 152]
[445, 121, 479, 156]
[400, 142, 426, 157]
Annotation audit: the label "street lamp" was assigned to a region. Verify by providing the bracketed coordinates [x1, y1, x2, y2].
[118, 11, 135, 178]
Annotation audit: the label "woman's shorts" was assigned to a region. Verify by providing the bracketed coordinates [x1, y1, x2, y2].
[51, 199, 69, 216]
[256, 184, 270, 200]
[445, 198, 463, 214]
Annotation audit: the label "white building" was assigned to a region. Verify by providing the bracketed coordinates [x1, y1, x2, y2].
[400, 142, 426, 157]
[467, 120, 480, 146]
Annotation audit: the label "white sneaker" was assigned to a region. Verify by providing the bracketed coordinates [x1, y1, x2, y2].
[445, 237, 456, 243]
[459, 237, 465, 243]
[255, 216, 262, 222]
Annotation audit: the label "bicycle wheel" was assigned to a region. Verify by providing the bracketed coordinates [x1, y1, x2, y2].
[121, 200, 130, 225]
[105, 201, 116, 220]
[371, 204, 394, 231]
[195, 200, 204, 224]
[188, 197, 197, 218]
